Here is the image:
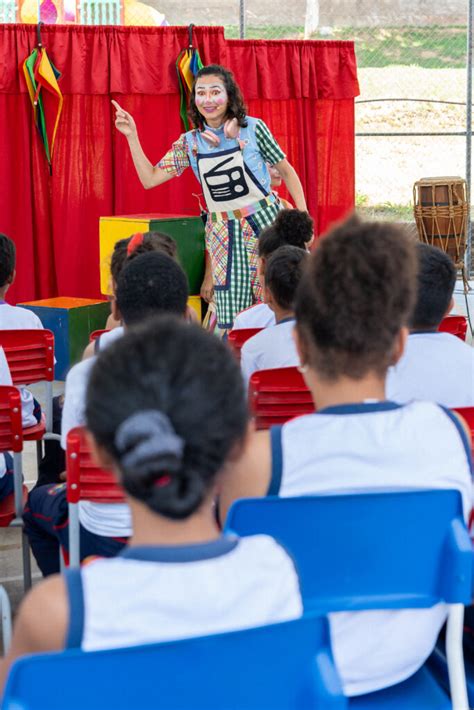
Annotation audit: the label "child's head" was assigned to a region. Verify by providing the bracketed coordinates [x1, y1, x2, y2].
[264, 245, 308, 314]
[110, 231, 178, 289]
[295, 215, 417, 381]
[0, 233, 16, 291]
[257, 210, 314, 286]
[86, 317, 248, 520]
[115, 252, 188, 326]
[411, 243, 456, 330]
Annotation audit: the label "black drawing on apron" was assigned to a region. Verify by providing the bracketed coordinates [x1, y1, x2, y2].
[203, 156, 249, 202]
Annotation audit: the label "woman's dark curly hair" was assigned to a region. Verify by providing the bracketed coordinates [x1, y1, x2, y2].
[189, 64, 248, 130]
[295, 215, 417, 381]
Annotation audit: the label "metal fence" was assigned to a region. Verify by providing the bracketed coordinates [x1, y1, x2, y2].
[2, 0, 473, 268]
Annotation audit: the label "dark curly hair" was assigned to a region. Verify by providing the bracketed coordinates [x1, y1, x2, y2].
[265, 245, 308, 311]
[0, 233, 16, 288]
[86, 316, 248, 520]
[110, 232, 178, 286]
[411, 243, 456, 329]
[295, 215, 417, 380]
[258, 209, 314, 258]
[189, 64, 247, 130]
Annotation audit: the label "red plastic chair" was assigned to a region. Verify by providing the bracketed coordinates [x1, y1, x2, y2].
[0, 329, 56, 436]
[66, 427, 126, 568]
[89, 328, 110, 343]
[0, 385, 32, 589]
[439, 315, 468, 341]
[227, 328, 262, 361]
[249, 367, 315, 430]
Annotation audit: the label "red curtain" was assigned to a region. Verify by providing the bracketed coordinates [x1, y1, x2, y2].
[0, 25, 359, 303]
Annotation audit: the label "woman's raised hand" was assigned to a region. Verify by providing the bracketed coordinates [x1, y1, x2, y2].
[112, 100, 137, 139]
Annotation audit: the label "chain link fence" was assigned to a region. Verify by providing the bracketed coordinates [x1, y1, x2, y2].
[2, 0, 472, 266]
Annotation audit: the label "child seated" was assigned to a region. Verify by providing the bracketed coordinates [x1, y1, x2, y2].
[23, 252, 189, 575]
[233, 209, 313, 330]
[0, 345, 15, 502]
[220, 216, 472, 697]
[0, 317, 301, 687]
[241, 246, 307, 386]
[83, 230, 179, 358]
[0, 233, 42, 428]
[386, 243, 474, 406]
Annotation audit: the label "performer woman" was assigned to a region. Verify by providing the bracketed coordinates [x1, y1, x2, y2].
[112, 64, 307, 329]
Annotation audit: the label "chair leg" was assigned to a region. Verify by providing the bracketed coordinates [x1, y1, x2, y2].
[446, 603, 469, 710]
[22, 531, 32, 592]
[69, 503, 80, 569]
[0, 585, 12, 653]
[36, 440, 42, 469]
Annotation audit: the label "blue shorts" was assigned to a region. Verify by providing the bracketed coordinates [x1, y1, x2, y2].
[0, 453, 15, 502]
[23, 483, 128, 577]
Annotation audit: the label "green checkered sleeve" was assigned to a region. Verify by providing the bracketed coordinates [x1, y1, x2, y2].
[157, 133, 190, 176]
[255, 119, 286, 166]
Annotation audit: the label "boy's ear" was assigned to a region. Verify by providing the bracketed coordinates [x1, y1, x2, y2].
[444, 295, 455, 318]
[293, 324, 309, 368]
[86, 430, 115, 469]
[390, 326, 409, 366]
[8, 269, 16, 285]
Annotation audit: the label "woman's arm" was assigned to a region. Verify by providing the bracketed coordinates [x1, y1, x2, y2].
[0, 576, 68, 694]
[275, 159, 307, 212]
[112, 100, 175, 190]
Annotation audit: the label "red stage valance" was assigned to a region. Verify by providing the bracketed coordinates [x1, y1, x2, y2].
[0, 25, 358, 303]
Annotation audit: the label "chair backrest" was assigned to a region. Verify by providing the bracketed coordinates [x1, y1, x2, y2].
[227, 328, 262, 360]
[249, 366, 315, 429]
[66, 427, 125, 504]
[0, 330, 54, 385]
[225, 491, 472, 613]
[1, 615, 346, 710]
[439, 315, 468, 341]
[0, 385, 23, 453]
[89, 328, 110, 342]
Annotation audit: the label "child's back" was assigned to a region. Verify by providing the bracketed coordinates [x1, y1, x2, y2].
[387, 243, 473, 407]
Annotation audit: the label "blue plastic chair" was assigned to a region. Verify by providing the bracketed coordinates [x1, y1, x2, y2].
[1, 615, 347, 710]
[225, 490, 472, 709]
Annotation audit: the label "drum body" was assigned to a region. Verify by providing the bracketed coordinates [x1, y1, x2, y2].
[413, 177, 467, 264]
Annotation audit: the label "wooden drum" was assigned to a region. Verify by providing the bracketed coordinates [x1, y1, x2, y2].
[413, 177, 467, 266]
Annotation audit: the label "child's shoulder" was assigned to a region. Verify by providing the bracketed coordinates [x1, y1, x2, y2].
[0, 303, 43, 329]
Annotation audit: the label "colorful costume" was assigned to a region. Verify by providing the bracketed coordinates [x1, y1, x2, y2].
[158, 117, 285, 328]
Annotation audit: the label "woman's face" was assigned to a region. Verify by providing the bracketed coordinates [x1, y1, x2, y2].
[194, 74, 229, 125]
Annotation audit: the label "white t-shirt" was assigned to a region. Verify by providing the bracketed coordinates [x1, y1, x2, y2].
[386, 332, 474, 407]
[233, 303, 276, 330]
[96, 326, 124, 352]
[0, 346, 11, 479]
[270, 400, 472, 696]
[64, 535, 302, 652]
[241, 318, 299, 387]
[0, 302, 43, 428]
[62, 333, 130, 537]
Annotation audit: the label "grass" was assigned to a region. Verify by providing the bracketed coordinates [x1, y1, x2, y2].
[225, 25, 468, 69]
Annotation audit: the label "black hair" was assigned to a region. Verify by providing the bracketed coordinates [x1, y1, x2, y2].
[411, 243, 456, 329]
[86, 316, 248, 519]
[116, 252, 188, 325]
[110, 232, 178, 285]
[295, 215, 417, 380]
[265, 245, 308, 310]
[189, 64, 247, 130]
[258, 209, 314, 258]
[0, 233, 16, 288]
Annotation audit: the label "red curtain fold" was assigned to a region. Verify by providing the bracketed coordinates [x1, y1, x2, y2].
[0, 25, 358, 303]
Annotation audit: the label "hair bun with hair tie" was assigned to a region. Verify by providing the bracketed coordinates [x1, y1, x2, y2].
[127, 233, 145, 256]
[115, 410, 184, 478]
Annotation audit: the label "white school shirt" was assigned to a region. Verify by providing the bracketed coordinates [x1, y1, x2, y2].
[62, 333, 130, 538]
[269, 400, 472, 696]
[386, 331, 474, 407]
[0, 346, 11, 479]
[0, 302, 44, 428]
[64, 535, 303, 651]
[241, 318, 299, 387]
[232, 303, 276, 330]
[95, 326, 124, 352]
